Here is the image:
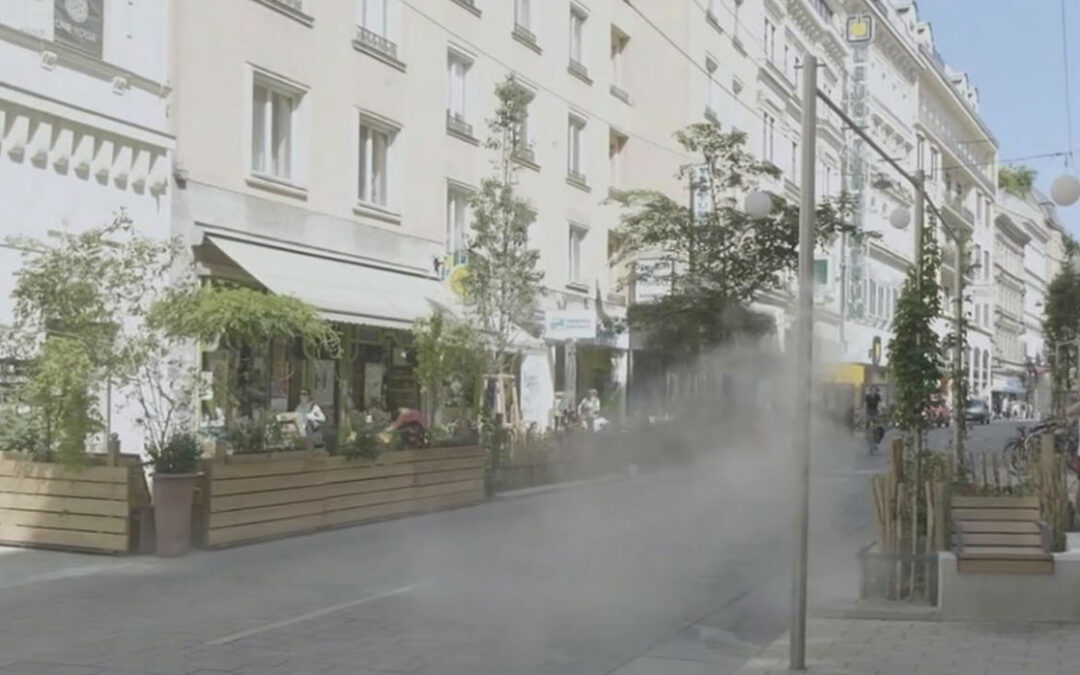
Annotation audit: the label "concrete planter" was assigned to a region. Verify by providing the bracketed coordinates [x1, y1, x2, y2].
[153, 473, 200, 557]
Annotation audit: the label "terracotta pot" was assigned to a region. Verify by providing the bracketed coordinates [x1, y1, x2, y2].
[152, 472, 200, 557]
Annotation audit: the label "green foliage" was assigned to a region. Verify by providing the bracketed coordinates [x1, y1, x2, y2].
[1043, 263, 1080, 412]
[413, 311, 484, 422]
[887, 220, 944, 435]
[464, 76, 545, 372]
[614, 121, 855, 359]
[2, 213, 180, 461]
[148, 432, 202, 474]
[222, 414, 303, 455]
[150, 283, 340, 358]
[335, 411, 390, 460]
[998, 165, 1037, 197]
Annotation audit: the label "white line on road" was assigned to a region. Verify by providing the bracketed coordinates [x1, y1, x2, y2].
[205, 582, 426, 646]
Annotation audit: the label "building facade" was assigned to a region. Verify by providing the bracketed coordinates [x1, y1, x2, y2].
[0, 0, 172, 449]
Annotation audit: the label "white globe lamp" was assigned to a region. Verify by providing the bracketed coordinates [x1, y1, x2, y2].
[745, 191, 774, 219]
[1051, 174, 1080, 207]
[889, 207, 911, 230]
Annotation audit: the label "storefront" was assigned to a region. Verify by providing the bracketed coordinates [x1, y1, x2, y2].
[195, 231, 454, 432]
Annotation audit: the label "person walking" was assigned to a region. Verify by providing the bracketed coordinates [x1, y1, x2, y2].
[577, 388, 602, 431]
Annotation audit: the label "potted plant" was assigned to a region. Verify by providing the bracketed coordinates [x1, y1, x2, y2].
[149, 432, 203, 557]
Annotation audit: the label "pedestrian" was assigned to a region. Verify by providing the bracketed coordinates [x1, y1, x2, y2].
[294, 387, 326, 445]
[577, 388, 601, 431]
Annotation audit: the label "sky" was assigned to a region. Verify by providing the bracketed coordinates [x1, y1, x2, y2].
[917, 0, 1080, 234]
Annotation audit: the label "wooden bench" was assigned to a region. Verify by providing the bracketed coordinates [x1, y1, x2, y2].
[951, 496, 1053, 574]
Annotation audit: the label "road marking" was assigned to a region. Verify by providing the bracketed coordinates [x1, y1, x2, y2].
[205, 582, 425, 646]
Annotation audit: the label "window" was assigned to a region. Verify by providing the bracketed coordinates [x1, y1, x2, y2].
[568, 114, 586, 183]
[706, 56, 721, 118]
[570, 5, 586, 68]
[611, 26, 630, 99]
[251, 77, 302, 182]
[609, 129, 627, 190]
[976, 193, 983, 224]
[512, 88, 537, 162]
[984, 250, 990, 280]
[891, 288, 899, 320]
[793, 55, 802, 90]
[878, 284, 886, 318]
[446, 50, 473, 135]
[761, 112, 776, 163]
[359, 0, 388, 35]
[868, 279, 878, 315]
[358, 115, 397, 209]
[569, 225, 587, 284]
[446, 183, 471, 259]
[813, 260, 828, 286]
[930, 147, 940, 180]
[764, 17, 776, 62]
[917, 135, 925, 170]
[515, 0, 531, 30]
[790, 140, 798, 180]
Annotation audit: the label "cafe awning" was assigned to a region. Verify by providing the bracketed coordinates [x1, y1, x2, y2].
[206, 235, 456, 330]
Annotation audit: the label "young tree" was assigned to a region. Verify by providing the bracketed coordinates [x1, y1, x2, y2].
[462, 77, 545, 375]
[887, 218, 944, 440]
[2, 212, 179, 462]
[613, 121, 854, 362]
[413, 310, 483, 425]
[1043, 251, 1080, 415]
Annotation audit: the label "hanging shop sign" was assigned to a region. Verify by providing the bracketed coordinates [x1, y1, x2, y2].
[544, 309, 596, 341]
[54, 0, 104, 58]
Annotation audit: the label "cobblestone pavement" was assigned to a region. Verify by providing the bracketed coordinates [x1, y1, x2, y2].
[734, 617, 1080, 675]
[0, 438, 880, 675]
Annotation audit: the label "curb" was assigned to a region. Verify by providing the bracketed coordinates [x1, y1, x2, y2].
[494, 471, 633, 501]
[810, 601, 940, 621]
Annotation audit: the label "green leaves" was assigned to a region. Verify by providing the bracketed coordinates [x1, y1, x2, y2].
[887, 219, 945, 434]
[615, 121, 853, 359]
[998, 165, 1037, 197]
[413, 310, 484, 420]
[1043, 262, 1080, 411]
[149, 283, 341, 358]
[463, 76, 545, 373]
[147, 432, 201, 474]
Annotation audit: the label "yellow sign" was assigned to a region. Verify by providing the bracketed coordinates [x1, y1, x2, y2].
[846, 14, 873, 43]
[826, 363, 865, 386]
[448, 264, 470, 298]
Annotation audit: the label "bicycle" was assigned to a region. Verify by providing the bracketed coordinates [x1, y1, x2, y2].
[856, 411, 885, 455]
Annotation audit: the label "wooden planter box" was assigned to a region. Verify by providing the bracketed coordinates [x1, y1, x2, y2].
[0, 453, 151, 554]
[203, 446, 486, 548]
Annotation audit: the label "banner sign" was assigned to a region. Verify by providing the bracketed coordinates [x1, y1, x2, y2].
[544, 309, 596, 341]
[846, 18, 872, 321]
[54, 0, 104, 58]
[633, 258, 673, 304]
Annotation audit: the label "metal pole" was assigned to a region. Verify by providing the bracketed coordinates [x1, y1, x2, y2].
[910, 170, 925, 595]
[839, 230, 848, 356]
[953, 238, 965, 465]
[790, 53, 817, 673]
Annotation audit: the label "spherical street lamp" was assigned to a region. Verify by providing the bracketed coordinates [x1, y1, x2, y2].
[744, 190, 774, 218]
[889, 206, 911, 230]
[1050, 174, 1080, 207]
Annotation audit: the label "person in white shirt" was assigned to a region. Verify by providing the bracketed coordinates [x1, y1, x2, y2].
[294, 388, 326, 440]
[577, 388, 601, 431]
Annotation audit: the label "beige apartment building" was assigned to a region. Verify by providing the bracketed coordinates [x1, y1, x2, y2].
[169, 0, 749, 428]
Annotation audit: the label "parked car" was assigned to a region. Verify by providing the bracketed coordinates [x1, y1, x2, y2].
[928, 396, 951, 427]
[965, 399, 991, 425]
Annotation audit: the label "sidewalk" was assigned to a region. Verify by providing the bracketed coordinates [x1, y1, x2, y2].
[733, 617, 1080, 675]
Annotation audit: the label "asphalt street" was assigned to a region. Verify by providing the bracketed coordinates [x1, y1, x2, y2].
[0, 429, 885, 675]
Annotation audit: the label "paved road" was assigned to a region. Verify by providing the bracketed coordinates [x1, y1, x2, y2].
[0, 432, 882, 675]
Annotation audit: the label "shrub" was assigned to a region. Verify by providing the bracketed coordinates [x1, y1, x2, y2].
[148, 432, 202, 474]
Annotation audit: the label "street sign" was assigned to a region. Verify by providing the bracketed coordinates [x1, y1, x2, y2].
[846, 14, 873, 43]
[632, 258, 673, 304]
[544, 309, 596, 341]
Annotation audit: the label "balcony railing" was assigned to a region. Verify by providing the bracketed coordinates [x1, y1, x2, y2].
[446, 110, 474, 139]
[568, 59, 590, 82]
[512, 146, 536, 165]
[355, 25, 398, 61]
[513, 23, 538, 47]
[944, 192, 975, 224]
[810, 0, 834, 23]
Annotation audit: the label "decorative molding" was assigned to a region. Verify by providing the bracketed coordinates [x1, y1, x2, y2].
[353, 201, 403, 225]
[246, 173, 309, 200]
[0, 23, 169, 97]
[111, 76, 130, 96]
[0, 99, 169, 196]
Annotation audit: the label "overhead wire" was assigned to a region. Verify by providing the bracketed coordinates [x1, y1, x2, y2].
[1060, 0, 1076, 168]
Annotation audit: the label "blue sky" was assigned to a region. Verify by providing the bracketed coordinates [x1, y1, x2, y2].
[917, 0, 1079, 233]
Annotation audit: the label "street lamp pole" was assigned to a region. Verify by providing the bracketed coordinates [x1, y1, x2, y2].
[953, 239, 966, 459]
[790, 52, 817, 673]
